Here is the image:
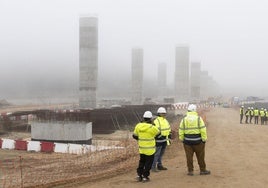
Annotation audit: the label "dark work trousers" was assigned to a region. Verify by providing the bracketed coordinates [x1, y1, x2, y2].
[240, 114, 243, 123]
[250, 115, 253, 124]
[183, 142, 206, 172]
[137, 154, 154, 178]
[254, 116, 259, 124]
[261, 116, 265, 125]
[245, 115, 249, 123]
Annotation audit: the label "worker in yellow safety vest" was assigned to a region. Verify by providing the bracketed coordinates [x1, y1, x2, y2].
[151, 107, 171, 172]
[265, 109, 268, 125]
[254, 107, 259, 125]
[179, 104, 210, 176]
[133, 111, 160, 182]
[250, 107, 254, 124]
[240, 106, 244, 124]
[245, 107, 250, 124]
[259, 108, 265, 125]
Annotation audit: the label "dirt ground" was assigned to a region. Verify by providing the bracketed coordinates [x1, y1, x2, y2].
[2, 106, 268, 188]
[73, 107, 268, 188]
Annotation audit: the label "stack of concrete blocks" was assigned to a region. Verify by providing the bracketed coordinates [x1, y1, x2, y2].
[157, 63, 167, 102]
[174, 45, 190, 102]
[79, 16, 98, 109]
[131, 48, 143, 105]
[200, 71, 209, 100]
[190, 62, 201, 101]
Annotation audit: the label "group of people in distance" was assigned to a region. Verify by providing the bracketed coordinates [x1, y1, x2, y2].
[133, 104, 210, 183]
[240, 106, 268, 125]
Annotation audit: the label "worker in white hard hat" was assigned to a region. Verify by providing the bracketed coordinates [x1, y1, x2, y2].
[240, 106, 244, 124]
[249, 107, 254, 124]
[179, 104, 210, 176]
[151, 107, 171, 172]
[254, 107, 259, 124]
[260, 108, 265, 125]
[133, 111, 160, 182]
[245, 107, 250, 124]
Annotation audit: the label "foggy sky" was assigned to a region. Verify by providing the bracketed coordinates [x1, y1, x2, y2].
[1, 0, 268, 102]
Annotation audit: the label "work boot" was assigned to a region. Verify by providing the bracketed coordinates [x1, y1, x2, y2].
[151, 168, 160, 172]
[142, 177, 150, 183]
[136, 175, 142, 182]
[187, 171, 194, 176]
[157, 166, 167, 170]
[200, 170, 211, 175]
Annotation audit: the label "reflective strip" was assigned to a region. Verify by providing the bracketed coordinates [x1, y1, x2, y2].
[139, 138, 155, 141]
[185, 137, 201, 141]
[156, 139, 168, 143]
[179, 126, 203, 130]
[139, 146, 156, 149]
[160, 127, 171, 131]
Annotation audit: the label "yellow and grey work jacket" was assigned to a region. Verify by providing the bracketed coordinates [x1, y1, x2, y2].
[250, 109, 254, 116]
[133, 122, 160, 155]
[254, 109, 259, 116]
[240, 108, 244, 115]
[260, 110, 265, 117]
[245, 109, 250, 116]
[179, 111, 207, 145]
[154, 116, 171, 145]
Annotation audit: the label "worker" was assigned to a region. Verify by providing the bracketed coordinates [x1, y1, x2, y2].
[265, 108, 268, 125]
[179, 104, 210, 176]
[133, 111, 160, 182]
[259, 108, 265, 125]
[254, 107, 259, 124]
[245, 107, 250, 124]
[151, 107, 171, 172]
[249, 107, 254, 124]
[240, 106, 244, 124]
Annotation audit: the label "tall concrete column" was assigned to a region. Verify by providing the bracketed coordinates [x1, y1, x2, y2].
[200, 71, 209, 100]
[131, 48, 143, 105]
[158, 62, 167, 100]
[79, 16, 98, 109]
[174, 45, 190, 102]
[190, 62, 201, 100]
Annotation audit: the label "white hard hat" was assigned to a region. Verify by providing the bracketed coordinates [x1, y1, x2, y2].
[157, 107, 166, 114]
[188, 104, 197, 112]
[143, 111, 153, 118]
[241, 106, 244, 108]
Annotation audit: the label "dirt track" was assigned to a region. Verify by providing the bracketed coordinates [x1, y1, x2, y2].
[74, 107, 268, 188]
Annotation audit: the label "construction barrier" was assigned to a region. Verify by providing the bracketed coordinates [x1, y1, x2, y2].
[15, 140, 28, 150]
[2, 139, 15, 149]
[40, 141, 55, 153]
[54, 143, 69, 153]
[27, 141, 41, 152]
[69, 143, 84, 155]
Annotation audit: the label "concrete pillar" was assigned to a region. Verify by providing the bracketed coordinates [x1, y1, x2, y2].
[200, 71, 209, 100]
[174, 45, 190, 102]
[131, 48, 143, 105]
[158, 63, 167, 100]
[79, 16, 98, 109]
[190, 62, 201, 100]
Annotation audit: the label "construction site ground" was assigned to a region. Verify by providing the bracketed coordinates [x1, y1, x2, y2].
[73, 106, 268, 188]
[1, 106, 268, 187]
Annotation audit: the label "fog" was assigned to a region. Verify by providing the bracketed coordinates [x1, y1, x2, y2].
[1, 0, 268, 103]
